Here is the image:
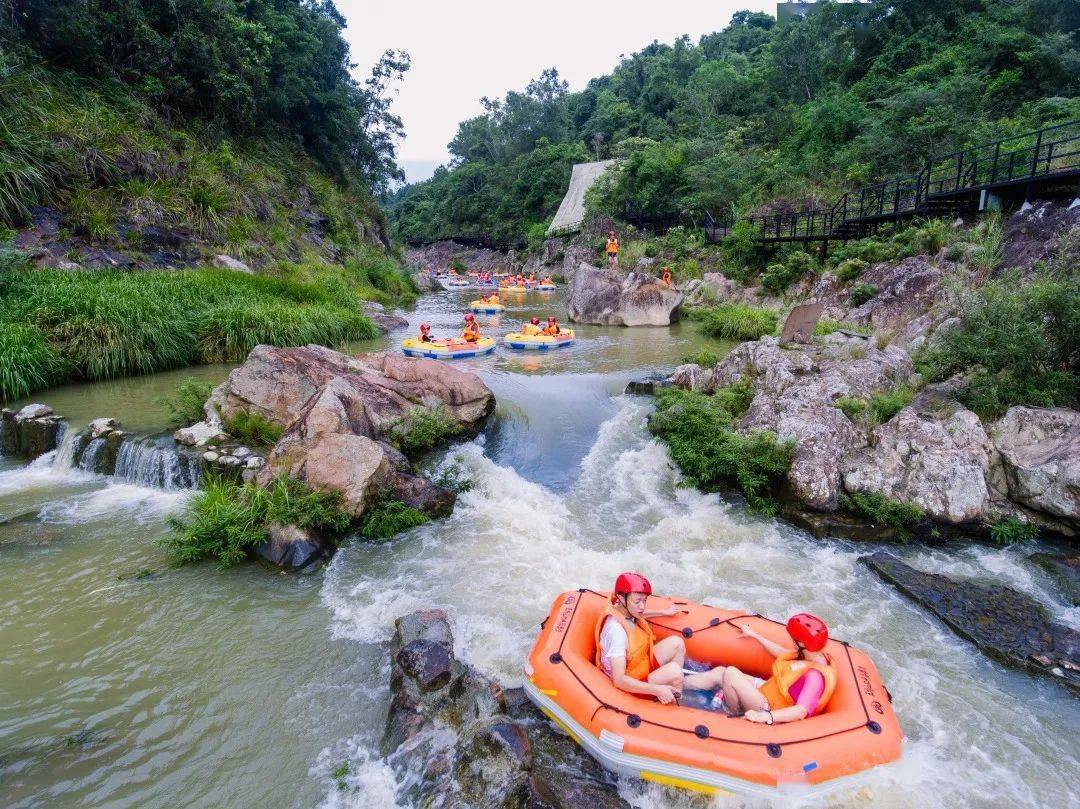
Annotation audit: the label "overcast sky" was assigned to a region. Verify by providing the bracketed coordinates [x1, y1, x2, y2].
[338, 1, 774, 182]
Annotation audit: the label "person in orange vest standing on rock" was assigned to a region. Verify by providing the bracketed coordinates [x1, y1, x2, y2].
[606, 230, 619, 268]
[661, 266, 672, 285]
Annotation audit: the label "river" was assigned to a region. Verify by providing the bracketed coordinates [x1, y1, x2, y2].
[1, 286, 1077, 808]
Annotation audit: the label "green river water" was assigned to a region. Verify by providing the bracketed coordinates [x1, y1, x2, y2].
[1, 287, 1077, 808]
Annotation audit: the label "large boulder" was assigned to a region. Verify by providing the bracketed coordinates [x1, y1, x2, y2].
[567, 263, 683, 326]
[263, 432, 394, 518]
[861, 552, 1080, 695]
[708, 334, 913, 510]
[384, 609, 627, 809]
[843, 399, 1000, 525]
[207, 344, 494, 439]
[844, 255, 947, 337]
[993, 406, 1079, 528]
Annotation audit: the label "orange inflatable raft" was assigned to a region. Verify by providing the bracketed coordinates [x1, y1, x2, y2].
[524, 589, 903, 798]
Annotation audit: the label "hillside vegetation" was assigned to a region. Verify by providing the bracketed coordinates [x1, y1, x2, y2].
[0, 1, 416, 401]
[391, 0, 1079, 246]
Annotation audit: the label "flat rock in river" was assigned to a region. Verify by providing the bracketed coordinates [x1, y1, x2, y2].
[861, 552, 1080, 694]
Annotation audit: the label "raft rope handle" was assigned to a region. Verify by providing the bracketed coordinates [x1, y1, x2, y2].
[556, 589, 881, 749]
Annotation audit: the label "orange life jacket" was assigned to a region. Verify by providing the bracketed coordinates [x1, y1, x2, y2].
[606, 238, 619, 254]
[462, 324, 480, 342]
[543, 323, 560, 335]
[594, 605, 656, 681]
[758, 650, 837, 715]
[662, 269, 672, 284]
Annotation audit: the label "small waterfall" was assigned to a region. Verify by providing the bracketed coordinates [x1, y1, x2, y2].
[51, 422, 76, 469]
[114, 434, 203, 490]
[76, 437, 108, 473]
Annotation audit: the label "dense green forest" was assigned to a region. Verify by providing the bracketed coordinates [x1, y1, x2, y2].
[390, 0, 1080, 247]
[0, 1, 416, 401]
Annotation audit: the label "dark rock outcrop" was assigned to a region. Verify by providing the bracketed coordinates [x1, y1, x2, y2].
[0, 404, 65, 460]
[861, 552, 1079, 694]
[568, 263, 684, 326]
[1000, 199, 1080, 275]
[384, 609, 627, 809]
[253, 523, 329, 569]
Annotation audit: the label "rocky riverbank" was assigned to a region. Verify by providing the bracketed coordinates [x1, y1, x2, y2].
[663, 331, 1078, 538]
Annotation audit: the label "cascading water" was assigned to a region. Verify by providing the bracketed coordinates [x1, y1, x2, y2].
[113, 434, 203, 490]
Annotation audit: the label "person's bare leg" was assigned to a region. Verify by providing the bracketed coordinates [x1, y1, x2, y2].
[721, 666, 769, 715]
[683, 665, 725, 692]
[652, 635, 685, 668]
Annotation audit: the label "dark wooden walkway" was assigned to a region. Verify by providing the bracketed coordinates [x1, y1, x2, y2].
[705, 120, 1080, 247]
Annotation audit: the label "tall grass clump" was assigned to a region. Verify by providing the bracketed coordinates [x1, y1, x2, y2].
[0, 322, 67, 400]
[688, 303, 778, 341]
[359, 499, 429, 539]
[0, 266, 379, 401]
[222, 409, 284, 446]
[918, 272, 1078, 417]
[158, 378, 213, 428]
[163, 475, 351, 568]
[649, 386, 793, 514]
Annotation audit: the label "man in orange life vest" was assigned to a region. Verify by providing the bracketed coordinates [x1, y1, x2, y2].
[727, 613, 838, 724]
[595, 573, 727, 705]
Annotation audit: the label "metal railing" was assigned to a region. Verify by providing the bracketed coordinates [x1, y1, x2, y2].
[705, 119, 1080, 245]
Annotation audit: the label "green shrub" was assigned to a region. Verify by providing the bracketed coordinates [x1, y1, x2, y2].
[391, 405, 463, 457]
[918, 273, 1078, 417]
[849, 283, 877, 306]
[163, 475, 351, 568]
[649, 386, 793, 513]
[814, 319, 869, 336]
[835, 258, 868, 283]
[681, 348, 721, 367]
[839, 490, 924, 539]
[760, 250, 815, 294]
[834, 396, 867, 420]
[223, 409, 284, 446]
[158, 378, 213, 428]
[868, 386, 914, 426]
[967, 215, 1003, 274]
[359, 499, 429, 539]
[989, 516, 1038, 545]
[690, 303, 778, 341]
[0, 322, 67, 401]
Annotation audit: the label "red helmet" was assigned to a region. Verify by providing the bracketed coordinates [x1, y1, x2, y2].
[612, 572, 652, 603]
[547, 316, 556, 322]
[787, 613, 829, 652]
[531, 317, 540, 325]
[464, 313, 475, 321]
[420, 323, 430, 331]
